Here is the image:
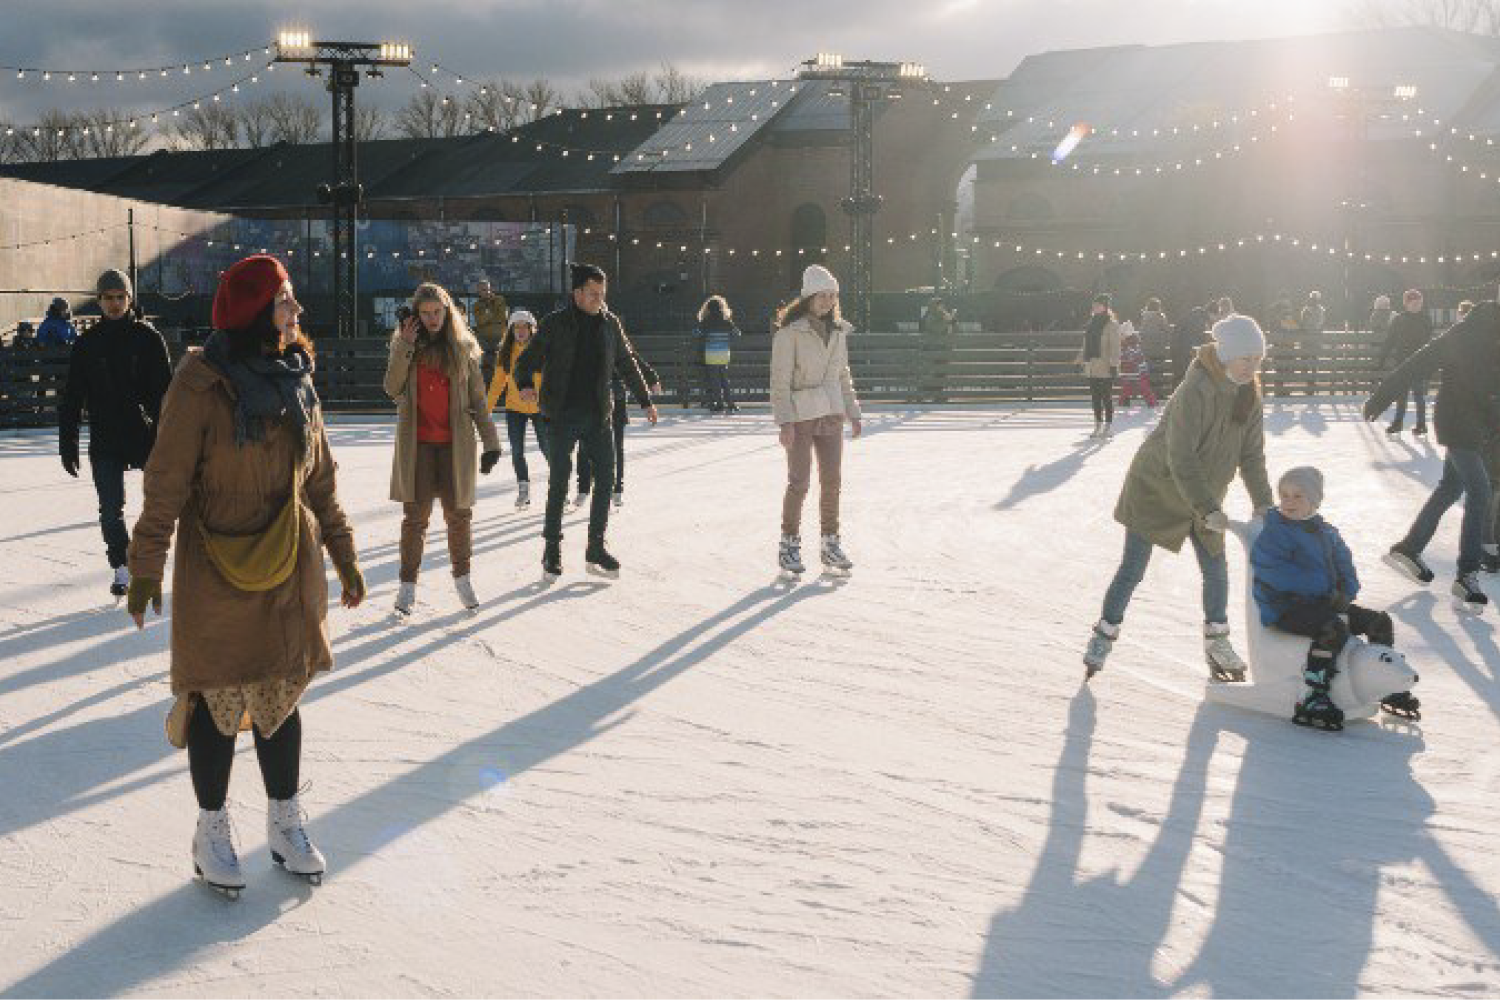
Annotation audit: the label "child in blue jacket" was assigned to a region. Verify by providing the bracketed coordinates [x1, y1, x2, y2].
[1252, 466, 1412, 730]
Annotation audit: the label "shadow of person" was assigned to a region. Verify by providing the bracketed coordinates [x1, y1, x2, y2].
[1388, 591, 1500, 725]
[970, 696, 1220, 998]
[993, 442, 1106, 511]
[1170, 716, 1439, 998]
[3, 583, 828, 998]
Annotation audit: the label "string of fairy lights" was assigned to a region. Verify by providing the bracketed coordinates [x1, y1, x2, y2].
[1, 44, 278, 82]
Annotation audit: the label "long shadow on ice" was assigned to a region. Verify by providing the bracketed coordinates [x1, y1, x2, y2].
[3, 582, 829, 998]
[992, 438, 1108, 511]
[969, 693, 1219, 998]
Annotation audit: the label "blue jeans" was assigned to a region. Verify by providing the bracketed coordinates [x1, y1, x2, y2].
[90, 455, 129, 568]
[1400, 447, 1493, 574]
[1101, 529, 1229, 627]
[504, 410, 549, 483]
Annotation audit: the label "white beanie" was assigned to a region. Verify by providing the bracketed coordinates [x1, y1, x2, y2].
[1212, 314, 1267, 363]
[509, 309, 536, 329]
[1278, 466, 1324, 510]
[800, 265, 839, 298]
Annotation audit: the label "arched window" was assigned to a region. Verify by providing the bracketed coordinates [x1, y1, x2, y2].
[642, 200, 690, 228]
[1005, 192, 1054, 223]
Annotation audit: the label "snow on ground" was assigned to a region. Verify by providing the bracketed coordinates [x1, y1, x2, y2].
[1, 400, 1499, 998]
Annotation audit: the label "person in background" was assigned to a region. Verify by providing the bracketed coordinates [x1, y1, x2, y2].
[59, 269, 173, 599]
[1076, 293, 1121, 438]
[472, 279, 509, 353]
[1173, 301, 1210, 388]
[1376, 289, 1434, 436]
[695, 294, 741, 413]
[486, 309, 548, 510]
[1138, 296, 1170, 374]
[1367, 294, 1394, 344]
[1117, 323, 1157, 410]
[916, 295, 957, 403]
[574, 338, 661, 512]
[38, 297, 77, 347]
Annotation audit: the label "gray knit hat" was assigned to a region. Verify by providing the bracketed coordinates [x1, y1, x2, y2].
[1278, 466, 1324, 510]
[96, 268, 133, 299]
[1212, 313, 1267, 363]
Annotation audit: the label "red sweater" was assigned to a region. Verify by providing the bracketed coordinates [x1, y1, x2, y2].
[416, 362, 452, 444]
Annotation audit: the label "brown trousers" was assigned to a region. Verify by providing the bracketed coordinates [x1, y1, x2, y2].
[781, 416, 844, 537]
[400, 442, 473, 582]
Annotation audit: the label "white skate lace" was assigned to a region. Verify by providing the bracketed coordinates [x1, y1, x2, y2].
[275, 799, 314, 855]
[208, 811, 239, 866]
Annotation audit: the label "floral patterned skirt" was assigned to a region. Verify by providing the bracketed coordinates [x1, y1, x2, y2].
[198, 675, 309, 738]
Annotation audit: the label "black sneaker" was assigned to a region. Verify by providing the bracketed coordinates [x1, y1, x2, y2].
[1384, 544, 1435, 583]
[585, 538, 620, 578]
[1453, 572, 1489, 608]
[542, 540, 562, 581]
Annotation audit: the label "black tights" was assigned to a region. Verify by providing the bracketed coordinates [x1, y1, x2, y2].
[187, 699, 302, 811]
[1089, 378, 1115, 424]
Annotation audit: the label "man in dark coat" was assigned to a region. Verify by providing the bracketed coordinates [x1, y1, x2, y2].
[1172, 303, 1210, 388]
[1375, 288, 1435, 435]
[514, 263, 657, 580]
[59, 269, 173, 596]
[1366, 299, 1500, 605]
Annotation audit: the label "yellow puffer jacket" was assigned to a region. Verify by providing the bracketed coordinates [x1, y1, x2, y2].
[486, 340, 540, 415]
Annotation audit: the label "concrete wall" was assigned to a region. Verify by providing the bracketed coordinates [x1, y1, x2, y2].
[0, 177, 229, 332]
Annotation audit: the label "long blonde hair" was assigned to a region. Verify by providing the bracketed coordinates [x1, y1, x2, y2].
[404, 282, 481, 378]
[774, 294, 842, 330]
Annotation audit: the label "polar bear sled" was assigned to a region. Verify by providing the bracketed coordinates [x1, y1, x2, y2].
[1204, 519, 1419, 724]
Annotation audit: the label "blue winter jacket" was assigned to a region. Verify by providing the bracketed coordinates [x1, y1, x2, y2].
[1251, 509, 1360, 625]
[37, 316, 76, 347]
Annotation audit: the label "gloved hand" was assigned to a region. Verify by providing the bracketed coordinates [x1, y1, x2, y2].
[335, 560, 366, 608]
[61, 438, 79, 478]
[480, 449, 501, 475]
[126, 577, 162, 628]
[1203, 510, 1229, 533]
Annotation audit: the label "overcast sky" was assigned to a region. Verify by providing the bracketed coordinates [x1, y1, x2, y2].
[2, 0, 1357, 124]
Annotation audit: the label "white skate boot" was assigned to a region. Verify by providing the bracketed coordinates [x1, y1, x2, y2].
[267, 794, 325, 885]
[394, 581, 417, 616]
[1083, 619, 1119, 680]
[453, 574, 479, 610]
[110, 565, 129, 599]
[820, 533, 853, 576]
[193, 807, 245, 899]
[1204, 622, 1247, 682]
[778, 533, 805, 579]
[514, 481, 531, 510]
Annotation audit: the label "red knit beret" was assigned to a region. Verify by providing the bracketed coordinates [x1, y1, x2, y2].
[212, 255, 291, 331]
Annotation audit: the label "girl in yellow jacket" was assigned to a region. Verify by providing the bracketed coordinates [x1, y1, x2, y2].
[486, 310, 549, 509]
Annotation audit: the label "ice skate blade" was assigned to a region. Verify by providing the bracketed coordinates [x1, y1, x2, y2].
[820, 566, 851, 580]
[194, 864, 243, 899]
[1084, 663, 1102, 682]
[1381, 704, 1422, 721]
[272, 852, 324, 884]
[540, 570, 560, 586]
[586, 563, 619, 580]
[1292, 714, 1344, 732]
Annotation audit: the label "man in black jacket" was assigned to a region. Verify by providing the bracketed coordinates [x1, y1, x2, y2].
[515, 264, 657, 581]
[1365, 299, 1500, 606]
[59, 269, 173, 596]
[1376, 289, 1435, 435]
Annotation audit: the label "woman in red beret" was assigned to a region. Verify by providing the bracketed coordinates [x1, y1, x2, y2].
[126, 255, 364, 898]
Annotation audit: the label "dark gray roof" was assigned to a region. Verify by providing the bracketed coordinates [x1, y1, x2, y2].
[614, 80, 801, 174]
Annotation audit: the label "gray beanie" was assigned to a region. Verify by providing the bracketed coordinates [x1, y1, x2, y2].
[96, 268, 133, 299]
[1279, 466, 1324, 510]
[1212, 313, 1266, 363]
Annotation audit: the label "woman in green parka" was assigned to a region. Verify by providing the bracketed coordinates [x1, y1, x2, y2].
[1083, 313, 1275, 681]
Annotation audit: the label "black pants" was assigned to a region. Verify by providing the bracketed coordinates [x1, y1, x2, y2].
[705, 366, 732, 409]
[504, 410, 549, 483]
[1275, 600, 1393, 689]
[90, 455, 130, 569]
[1088, 378, 1114, 424]
[1392, 380, 1428, 428]
[576, 406, 626, 496]
[186, 699, 301, 811]
[544, 411, 615, 543]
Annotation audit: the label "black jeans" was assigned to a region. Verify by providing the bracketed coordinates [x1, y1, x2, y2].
[187, 699, 302, 811]
[90, 455, 130, 568]
[544, 411, 615, 543]
[577, 406, 627, 495]
[705, 366, 732, 409]
[1088, 378, 1114, 424]
[504, 410, 549, 483]
[1392, 380, 1427, 428]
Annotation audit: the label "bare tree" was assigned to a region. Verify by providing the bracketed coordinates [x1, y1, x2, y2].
[238, 99, 277, 147]
[577, 77, 625, 109]
[653, 62, 704, 104]
[264, 92, 324, 144]
[618, 72, 655, 105]
[1348, 0, 1500, 32]
[169, 102, 241, 151]
[74, 108, 152, 158]
[11, 109, 83, 162]
[354, 105, 388, 142]
[464, 79, 520, 132]
[522, 78, 561, 121]
[395, 89, 464, 138]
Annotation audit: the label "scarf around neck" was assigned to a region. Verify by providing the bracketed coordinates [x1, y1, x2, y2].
[203, 331, 318, 453]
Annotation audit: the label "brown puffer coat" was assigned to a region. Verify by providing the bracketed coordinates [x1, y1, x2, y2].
[128, 351, 357, 695]
[1113, 343, 1273, 556]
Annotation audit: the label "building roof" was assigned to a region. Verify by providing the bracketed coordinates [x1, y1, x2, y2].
[972, 26, 1500, 163]
[612, 80, 802, 174]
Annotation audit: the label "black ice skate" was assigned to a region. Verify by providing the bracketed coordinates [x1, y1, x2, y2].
[1384, 544, 1435, 583]
[585, 538, 620, 579]
[1293, 690, 1345, 732]
[542, 540, 562, 584]
[1452, 572, 1489, 610]
[1380, 691, 1422, 720]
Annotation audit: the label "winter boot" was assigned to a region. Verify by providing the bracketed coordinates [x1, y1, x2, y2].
[1453, 571, 1489, 609]
[1083, 619, 1119, 679]
[394, 581, 417, 616]
[585, 537, 620, 578]
[1380, 690, 1422, 720]
[110, 565, 129, 598]
[1384, 543, 1435, 583]
[514, 481, 531, 510]
[267, 793, 325, 884]
[193, 806, 245, 898]
[820, 533, 853, 574]
[1204, 622, 1247, 682]
[542, 540, 563, 582]
[453, 574, 479, 610]
[778, 533, 805, 576]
